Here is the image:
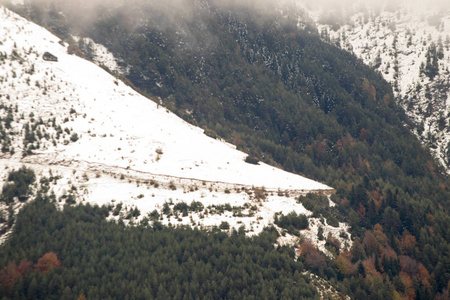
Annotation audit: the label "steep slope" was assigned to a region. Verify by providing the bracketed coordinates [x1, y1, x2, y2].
[0, 6, 350, 254]
[303, 0, 450, 171]
[4, 1, 450, 298]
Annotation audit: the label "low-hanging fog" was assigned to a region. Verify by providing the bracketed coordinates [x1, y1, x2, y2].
[2, 0, 448, 42]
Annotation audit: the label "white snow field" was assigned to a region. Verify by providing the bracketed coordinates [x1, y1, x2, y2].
[0, 6, 350, 254]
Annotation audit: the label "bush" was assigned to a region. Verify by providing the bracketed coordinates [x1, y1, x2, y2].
[1, 167, 36, 204]
[70, 132, 79, 142]
[298, 193, 329, 215]
[245, 155, 259, 165]
[219, 221, 230, 230]
[189, 201, 204, 212]
[274, 212, 309, 230]
[174, 202, 189, 216]
[325, 236, 341, 255]
[204, 128, 218, 139]
[326, 215, 340, 227]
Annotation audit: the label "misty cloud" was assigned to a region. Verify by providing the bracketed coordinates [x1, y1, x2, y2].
[7, 0, 450, 24]
[4, 0, 449, 39]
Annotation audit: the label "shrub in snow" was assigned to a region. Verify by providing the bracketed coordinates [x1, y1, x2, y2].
[274, 212, 308, 237]
[219, 221, 230, 230]
[1, 167, 36, 204]
[244, 155, 259, 165]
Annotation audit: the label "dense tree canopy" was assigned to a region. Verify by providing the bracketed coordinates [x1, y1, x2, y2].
[0, 196, 319, 299]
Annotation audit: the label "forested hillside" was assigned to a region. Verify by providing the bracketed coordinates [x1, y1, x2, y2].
[306, 0, 450, 171]
[0, 192, 321, 299]
[3, 0, 450, 298]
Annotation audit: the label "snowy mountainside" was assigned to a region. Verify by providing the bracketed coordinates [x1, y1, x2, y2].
[0, 6, 350, 255]
[73, 36, 123, 74]
[301, 0, 450, 171]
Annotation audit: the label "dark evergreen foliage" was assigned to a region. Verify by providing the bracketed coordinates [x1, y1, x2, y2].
[0, 198, 318, 299]
[274, 212, 308, 236]
[1, 167, 35, 204]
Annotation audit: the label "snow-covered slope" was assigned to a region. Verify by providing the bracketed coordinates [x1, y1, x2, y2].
[300, 0, 450, 171]
[0, 6, 350, 254]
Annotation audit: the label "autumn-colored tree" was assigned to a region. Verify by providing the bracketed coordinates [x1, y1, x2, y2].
[399, 271, 416, 300]
[340, 197, 350, 207]
[298, 239, 316, 257]
[297, 240, 327, 271]
[381, 247, 398, 260]
[17, 259, 33, 276]
[0, 261, 20, 288]
[435, 288, 449, 300]
[335, 253, 355, 277]
[372, 225, 388, 248]
[305, 251, 327, 270]
[34, 252, 62, 273]
[418, 263, 431, 286]
[0, 258, 33, 289]
[357, 203, 366, 218]
[399, 256, 419, 277]
[363, 231, 378, 256]
[373, 223, 383, 233]
[359, 128, 368, 141]
[400, 230, 416, 255]
[232, 136, 245, 148]
[336, 135, 356, 150]
[362, 255, 382, 278]
[369, 191, 383, 212]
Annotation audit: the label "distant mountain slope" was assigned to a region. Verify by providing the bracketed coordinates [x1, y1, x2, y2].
[303, 0, 450, 171]
[0, 5, 350, 255]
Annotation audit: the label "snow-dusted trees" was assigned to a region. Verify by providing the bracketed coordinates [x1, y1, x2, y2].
[421, 42, 440, 79]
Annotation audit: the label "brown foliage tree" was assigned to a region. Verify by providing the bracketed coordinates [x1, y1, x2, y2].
[0, 259, 33, 289]
[399, 255, 419, 276]
[335, 253, 355, 276]
[399, 271, 416, 300]
[418, 263, 431, 286]
[362, 255, 382, 278]
[34, 252, 62, 274]
[400, 230, 417, 255]
[363, 231, 378, 256]
[17, 259, 33, 276]
[0, 261, 20, 288]
[298, 239, 316, 257]
[232, 136, 245, 148]
[305, 251, 327, 270]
